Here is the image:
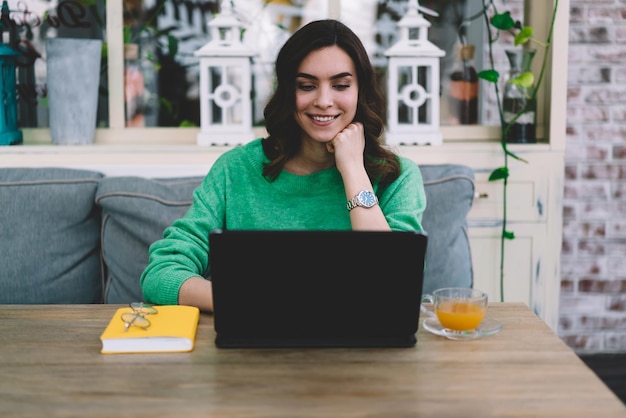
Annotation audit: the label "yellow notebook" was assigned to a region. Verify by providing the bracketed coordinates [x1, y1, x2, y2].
[100, 305, 200, 354]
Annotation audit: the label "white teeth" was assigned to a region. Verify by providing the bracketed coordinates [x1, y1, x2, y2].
[312, 116, 334, 122]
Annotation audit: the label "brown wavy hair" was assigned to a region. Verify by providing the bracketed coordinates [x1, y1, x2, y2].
[262, 19, 400, 187]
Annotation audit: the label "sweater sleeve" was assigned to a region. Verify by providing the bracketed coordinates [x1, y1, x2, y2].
[378, 157, 426, 232]
[140, 157, 228, 305]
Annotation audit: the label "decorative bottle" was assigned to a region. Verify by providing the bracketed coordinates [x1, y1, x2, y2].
[124, 43, 145, 127]
[448, 44, 479, 125]
[502, 48, 537, 143]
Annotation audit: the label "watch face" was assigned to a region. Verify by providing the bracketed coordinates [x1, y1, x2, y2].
[359, 190, 377, 207]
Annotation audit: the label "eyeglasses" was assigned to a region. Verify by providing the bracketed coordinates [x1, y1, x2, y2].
[120, 302, 158, 331]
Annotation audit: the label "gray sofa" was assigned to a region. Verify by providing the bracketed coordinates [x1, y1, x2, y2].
[0, 164, 475, 304]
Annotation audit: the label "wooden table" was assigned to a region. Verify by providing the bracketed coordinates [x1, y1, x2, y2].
[0, 303, 623, 417]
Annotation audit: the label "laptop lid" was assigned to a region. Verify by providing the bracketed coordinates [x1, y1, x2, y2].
[209, 230, 428, 348]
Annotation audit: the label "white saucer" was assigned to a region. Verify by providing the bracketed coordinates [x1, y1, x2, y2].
[422, 316, 503, 341]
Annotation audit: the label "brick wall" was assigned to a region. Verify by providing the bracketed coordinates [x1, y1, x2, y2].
[558, 0, 626, 353]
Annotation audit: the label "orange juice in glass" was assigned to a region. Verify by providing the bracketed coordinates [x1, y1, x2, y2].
[421, 288, 488, 332]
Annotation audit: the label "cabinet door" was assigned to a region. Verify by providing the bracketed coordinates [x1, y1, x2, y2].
[469, 223, 548, 312]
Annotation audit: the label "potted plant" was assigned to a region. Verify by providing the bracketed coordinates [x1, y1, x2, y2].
[478, 0, 560, 301]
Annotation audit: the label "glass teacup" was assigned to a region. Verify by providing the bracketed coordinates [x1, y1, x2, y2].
[420, 287, 488, 332]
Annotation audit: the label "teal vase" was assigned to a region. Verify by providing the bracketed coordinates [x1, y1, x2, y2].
[0, 44, 22, 145]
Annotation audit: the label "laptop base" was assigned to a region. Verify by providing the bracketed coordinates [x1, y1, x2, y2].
[215, 335, 417, 349]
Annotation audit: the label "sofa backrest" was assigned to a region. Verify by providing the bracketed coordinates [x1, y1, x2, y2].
[0, 164, 475, 304]
[420, 164, 475, 294]
[0, 168, 104, 303]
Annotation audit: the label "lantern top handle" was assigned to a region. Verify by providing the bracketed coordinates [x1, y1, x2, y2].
[408, 0, 438, 18]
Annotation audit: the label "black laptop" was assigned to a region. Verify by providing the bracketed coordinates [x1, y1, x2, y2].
[209, 229, 428, 348]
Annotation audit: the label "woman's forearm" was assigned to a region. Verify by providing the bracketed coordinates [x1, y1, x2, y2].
[178, 276, 214, 312]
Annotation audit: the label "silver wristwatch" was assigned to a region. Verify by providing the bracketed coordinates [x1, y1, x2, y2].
[346, 190, 379, 211]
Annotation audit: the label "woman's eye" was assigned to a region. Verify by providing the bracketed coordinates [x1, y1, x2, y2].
[334, 84, 350, 91]
[297, 83, 315, 92]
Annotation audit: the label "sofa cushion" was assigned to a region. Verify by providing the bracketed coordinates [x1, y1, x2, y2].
[95, 176, 203, 303]
[420, 164, 475, 294]
[0, 168, 104, 303]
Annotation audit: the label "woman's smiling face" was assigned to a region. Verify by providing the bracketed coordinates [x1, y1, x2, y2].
[294, 45, 359, 145]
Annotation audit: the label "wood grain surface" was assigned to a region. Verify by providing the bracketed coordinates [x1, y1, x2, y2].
[0, 303, 623, 417]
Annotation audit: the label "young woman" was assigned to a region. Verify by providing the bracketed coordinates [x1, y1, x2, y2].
[140, 19, 426, 312]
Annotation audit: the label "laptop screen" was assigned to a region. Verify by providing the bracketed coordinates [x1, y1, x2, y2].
[209, 230, 427, 348]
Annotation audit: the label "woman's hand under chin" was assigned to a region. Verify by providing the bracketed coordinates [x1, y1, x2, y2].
[326, 122, 366, 176]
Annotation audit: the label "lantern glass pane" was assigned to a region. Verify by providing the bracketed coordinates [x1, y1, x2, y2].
[419, 67, 430, 93]
[218, 27, 230, 43]
[396, 65, 430, 125]
[396, 66, 412, 125]
[398, 101, 411, 125]
[209, 66, 223, 125]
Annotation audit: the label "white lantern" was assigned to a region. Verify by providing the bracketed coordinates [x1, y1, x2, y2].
[194, 0, 256, 146]
[384, 0, 445, 146]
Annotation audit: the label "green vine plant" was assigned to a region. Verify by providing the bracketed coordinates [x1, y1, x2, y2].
[478, 0, 559, 302]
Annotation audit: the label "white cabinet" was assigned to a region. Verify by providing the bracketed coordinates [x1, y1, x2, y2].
[398, 145, 564, 331]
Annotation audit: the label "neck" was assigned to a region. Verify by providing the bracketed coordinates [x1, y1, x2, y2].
[284, 142, 335, 175]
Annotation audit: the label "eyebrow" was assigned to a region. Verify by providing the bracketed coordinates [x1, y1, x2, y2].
[296, 72, 353, 80]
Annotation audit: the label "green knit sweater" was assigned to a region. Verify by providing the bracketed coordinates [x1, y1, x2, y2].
[140, 138, 426, 305]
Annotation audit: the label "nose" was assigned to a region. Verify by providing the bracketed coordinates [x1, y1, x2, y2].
[314, 85, 333, 108]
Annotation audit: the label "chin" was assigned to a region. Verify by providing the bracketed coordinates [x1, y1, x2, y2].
[303, 130, 337, 144]
[315, 135, 338, 144]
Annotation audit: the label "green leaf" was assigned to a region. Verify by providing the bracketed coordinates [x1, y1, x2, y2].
[478, 69, 499, 83]
[488, 167, 509, 181]
[179, 120, 197, 127]
[509, 71, 535, 88]
[160, 98, 173, 114]
[123, 27, 132, 44]
[503, 230, 515, 240]
[167, 35, 179, 57]
[491, 12, 515, 31]
[514, 26, 534, 46]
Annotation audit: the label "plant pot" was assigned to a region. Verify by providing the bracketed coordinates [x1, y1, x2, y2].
[46, 38, 102, 145]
